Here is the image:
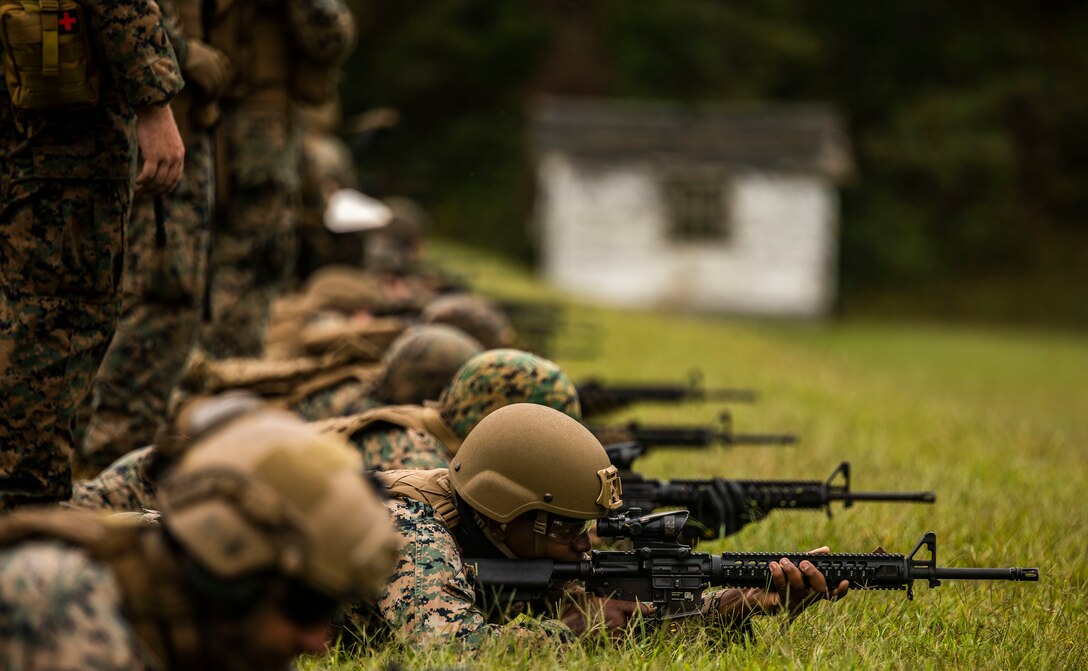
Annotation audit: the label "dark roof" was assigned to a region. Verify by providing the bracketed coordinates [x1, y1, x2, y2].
[530, 96, 853, 180]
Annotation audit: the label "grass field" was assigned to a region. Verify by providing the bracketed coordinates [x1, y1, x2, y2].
[309, 242, 1088, 670]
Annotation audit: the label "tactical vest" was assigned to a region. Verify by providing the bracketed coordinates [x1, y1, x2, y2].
[211, 0, 338, 106]
[0, 0, 99, 110]
[0, 509, 204, 669]
[314, 404, 463, 457]
[376, 468, 460, 529]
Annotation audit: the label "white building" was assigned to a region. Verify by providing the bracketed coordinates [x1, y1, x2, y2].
[531, 97, 852, 318]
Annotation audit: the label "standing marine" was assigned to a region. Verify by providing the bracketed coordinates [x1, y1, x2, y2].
[0, 0, 185, 509]
[200, 0, 356, 358]
[78, 0, 233, 475]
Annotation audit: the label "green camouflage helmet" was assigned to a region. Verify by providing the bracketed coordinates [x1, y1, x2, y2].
[374, 324, 484, 405]
[421, 294, 516, 349]
[438, 348, 580, 441]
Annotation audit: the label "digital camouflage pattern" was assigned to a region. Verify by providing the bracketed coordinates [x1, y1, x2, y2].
[373, 325, 484, 405]
[201, 108, 302, 358]
[293, 378, 379, 421]
[0, 0, 182, 508]
[68, 446, 158, 513]
[350, 497, 574, 648]
[422, 294, 516, 349]
[78, 0, 222, 471]
[351, 425, 449, 471]
[0, 541, 152, 670]
[80, 135, 213, 471]
[438, 349, 581, 441]
[202, 0, 356, 358]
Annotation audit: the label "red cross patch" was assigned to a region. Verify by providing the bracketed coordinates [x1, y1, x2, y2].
[58, 11, 80, 34]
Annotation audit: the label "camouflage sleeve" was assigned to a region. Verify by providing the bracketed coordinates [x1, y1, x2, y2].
[361, 499, 573, 649]
[0, 542, 151, 671]
[285, 0, 356, 64]
[155, 0, 190, 68]
[67, 446, 159, 513]
[354, 427, 451, 471]
[84, 0, 183, 107]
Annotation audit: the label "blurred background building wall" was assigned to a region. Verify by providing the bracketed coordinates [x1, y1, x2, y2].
[533, 98, 850, 317]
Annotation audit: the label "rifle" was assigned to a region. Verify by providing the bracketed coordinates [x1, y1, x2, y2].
[589, 413, 797, 453]
[577, 370, 758, 419]
[616, 460, 936, 541]
[466, 510, 1039, 621]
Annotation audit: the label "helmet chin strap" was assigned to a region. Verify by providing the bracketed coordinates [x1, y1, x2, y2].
[472, 510, 551, 559]
[531, 510, 549, 558]
[473, 510, 519, 559]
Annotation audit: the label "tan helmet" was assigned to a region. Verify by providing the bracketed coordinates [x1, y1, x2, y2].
[421, 294, 516, 349]
[373, 324, 483, 405]
[157, 409, 399, 602]
[448, 403, 622, 523]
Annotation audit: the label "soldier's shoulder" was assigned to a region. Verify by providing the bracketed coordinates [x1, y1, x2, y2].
[0, 541, 147, 669]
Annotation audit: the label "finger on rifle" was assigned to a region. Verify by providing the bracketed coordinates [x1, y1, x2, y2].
[806, 546, 831, 555]
[831, 579, 850, 601]
[799, 559, 829, 596]
[781, 557, 807, 595]
[768, 560, 786, 593]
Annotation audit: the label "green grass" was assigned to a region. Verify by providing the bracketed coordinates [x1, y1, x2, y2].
[308, 241, 1088, 670]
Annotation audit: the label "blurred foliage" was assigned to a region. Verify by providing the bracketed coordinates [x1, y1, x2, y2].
[338, 0, 1088, 325]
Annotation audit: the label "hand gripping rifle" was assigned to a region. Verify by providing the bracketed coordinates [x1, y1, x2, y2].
[576, 370, 758, 419]
[466, 510, 1039, 621]
[590, 412, 797, 459]
[615, 459, 936, 541]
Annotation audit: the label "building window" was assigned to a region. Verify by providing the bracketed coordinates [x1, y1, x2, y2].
[663, 175, 730, 242]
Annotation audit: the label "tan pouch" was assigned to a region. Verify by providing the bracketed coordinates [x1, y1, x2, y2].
[0, 0, 99, 110]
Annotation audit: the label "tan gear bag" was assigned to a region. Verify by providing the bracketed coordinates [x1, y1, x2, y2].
[0, 0, 99, 109]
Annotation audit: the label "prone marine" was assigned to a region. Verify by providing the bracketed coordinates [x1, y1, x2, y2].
[0, 406, 399, 669]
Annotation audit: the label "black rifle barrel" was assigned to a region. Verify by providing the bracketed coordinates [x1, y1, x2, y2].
[591, 424, 797, 448]
[833, 490, 937, 503]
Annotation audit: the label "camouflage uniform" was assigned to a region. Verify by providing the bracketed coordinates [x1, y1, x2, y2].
[79, 0, 224, 471]
[0, 0, 183, 508]
[200, 0, 355, 358]
[293, 378, 379, 421]
[68, 446, 159, 512]
[353, 496, 574, 648]
[317, 406, 459, 471]
[0, 540, 154, 670]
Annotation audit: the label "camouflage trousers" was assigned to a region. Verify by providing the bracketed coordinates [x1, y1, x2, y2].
[201, 107, 301, 359]
[77, 134, 214, 474]
[0, 178, 128, 509]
